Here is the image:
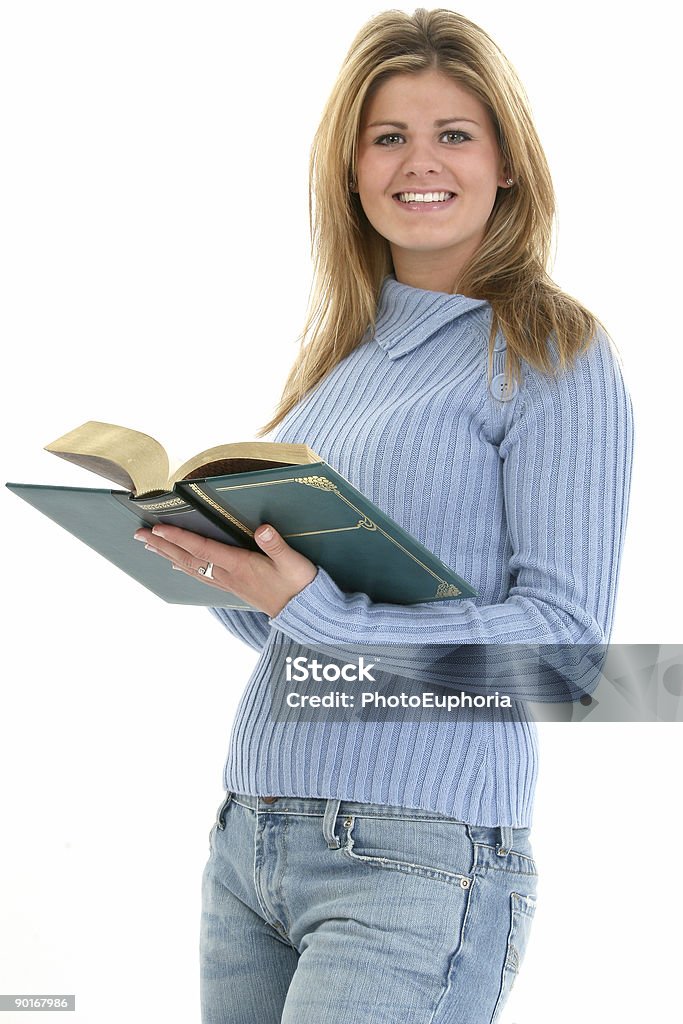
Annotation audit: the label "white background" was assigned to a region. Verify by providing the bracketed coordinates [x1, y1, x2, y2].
[1, 1, 680, 1021]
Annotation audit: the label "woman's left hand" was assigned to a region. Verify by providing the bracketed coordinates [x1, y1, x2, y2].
[133, 523, 318, 618]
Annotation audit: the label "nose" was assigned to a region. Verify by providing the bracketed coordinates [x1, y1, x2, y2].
[400, 139, 444, 178]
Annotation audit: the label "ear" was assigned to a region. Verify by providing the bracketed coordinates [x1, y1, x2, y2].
[496, 163, 507, 186]
[497, 155, 513, 189]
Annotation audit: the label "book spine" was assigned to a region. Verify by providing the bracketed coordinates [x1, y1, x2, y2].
[174, 481, 257, 549]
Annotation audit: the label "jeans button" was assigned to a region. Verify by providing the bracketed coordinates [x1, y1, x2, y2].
[261, 796, 279, 804]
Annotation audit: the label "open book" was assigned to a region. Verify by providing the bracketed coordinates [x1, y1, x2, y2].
[7, 420, 477, 610]
[44, 420, 322, 498]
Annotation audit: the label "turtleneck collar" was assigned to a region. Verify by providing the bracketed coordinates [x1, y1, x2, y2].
[373, 275, 489, 359]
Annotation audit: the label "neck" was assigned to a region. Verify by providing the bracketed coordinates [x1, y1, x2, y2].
[390, 243, 479, 296]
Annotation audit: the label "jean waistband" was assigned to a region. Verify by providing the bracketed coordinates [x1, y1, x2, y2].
[222, 791, 528, 856]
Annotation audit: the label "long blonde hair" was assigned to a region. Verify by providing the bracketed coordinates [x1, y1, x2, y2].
[259, 7, 612, 437]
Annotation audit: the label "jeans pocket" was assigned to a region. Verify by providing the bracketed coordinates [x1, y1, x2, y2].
[490, 890, 537, 1023]
[208, 791, 233, 851]
[340, 813, 474, 888]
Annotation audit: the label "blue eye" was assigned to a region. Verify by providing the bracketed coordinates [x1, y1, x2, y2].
[441, 130, 470, 143]
[374, 130, 471, 146]
[375, 133, 405, 146]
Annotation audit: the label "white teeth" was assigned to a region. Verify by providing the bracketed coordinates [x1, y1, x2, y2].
[397, 191, 454, 203]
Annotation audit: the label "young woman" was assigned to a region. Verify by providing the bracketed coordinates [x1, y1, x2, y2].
[135, 8, 633, 1022]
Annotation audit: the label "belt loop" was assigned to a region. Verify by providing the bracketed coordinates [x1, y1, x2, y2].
[323, 798, 342, 849]
[498, 824, 513, 855]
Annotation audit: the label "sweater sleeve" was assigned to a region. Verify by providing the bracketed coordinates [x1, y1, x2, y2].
[208, 606, 271, 653]
[269, 329, 634, 702]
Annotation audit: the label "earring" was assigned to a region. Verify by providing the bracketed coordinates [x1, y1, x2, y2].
[349, 173, 357, 191]
[505, 177, 514, 186]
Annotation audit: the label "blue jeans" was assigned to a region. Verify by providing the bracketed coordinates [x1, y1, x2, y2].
[200, 792, 538, 1024]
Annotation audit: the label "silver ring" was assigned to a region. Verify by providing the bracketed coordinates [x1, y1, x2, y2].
[197, 561, 215, 580]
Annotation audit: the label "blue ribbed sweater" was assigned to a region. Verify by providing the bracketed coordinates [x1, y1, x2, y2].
[210, 276, 634, 827]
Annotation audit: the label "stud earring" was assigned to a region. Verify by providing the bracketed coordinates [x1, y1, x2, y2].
[349, 173, 357, 191]
[505, 177, 514, 186]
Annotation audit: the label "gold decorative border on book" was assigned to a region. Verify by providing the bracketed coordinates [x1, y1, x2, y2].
[186, 483, 253, 538]
[212, 473, 462, 598]
[295, 475, 338, 492]
[286, 516, 377, 538]
[136, 496, 187, 511]
[151, 506, 197, 518]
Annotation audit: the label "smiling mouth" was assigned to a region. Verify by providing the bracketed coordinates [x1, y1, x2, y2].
[394, 191, 456, 203]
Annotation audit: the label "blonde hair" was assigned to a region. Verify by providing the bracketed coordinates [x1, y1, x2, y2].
[259, 7, 613, 437]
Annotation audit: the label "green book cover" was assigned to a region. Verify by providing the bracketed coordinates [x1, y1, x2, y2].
[6, 421, 477, 609]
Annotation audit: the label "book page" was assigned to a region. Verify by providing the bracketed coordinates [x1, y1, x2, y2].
[45, 421, 170, 494]
[171, 441, 320, 486]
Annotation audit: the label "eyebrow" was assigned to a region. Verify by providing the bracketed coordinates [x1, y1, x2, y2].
[364, 117, 481, 129]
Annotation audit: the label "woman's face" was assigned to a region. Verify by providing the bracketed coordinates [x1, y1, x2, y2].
[355, 69, 511, 291]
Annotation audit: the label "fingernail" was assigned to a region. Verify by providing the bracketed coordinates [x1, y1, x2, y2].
[152, 525, 167, 538]
[134, 532, 146, 542]
[260, 527, 273, 541]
